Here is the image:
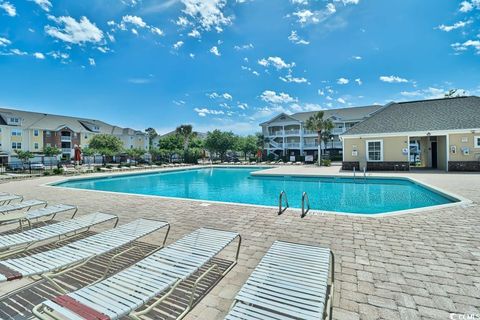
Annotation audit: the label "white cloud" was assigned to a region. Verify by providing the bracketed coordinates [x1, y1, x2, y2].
[194, 107, 225, 117]
[210, 46, 221, 56]
[234, 43, 254, 50]
[288, 31, 310, 45]
[289, 103, 323, 112]
[33, 52, 45, 59]
[291, 0, 309, 4]
[437, 20, 472, 32]
[258, 56, 295, 70]
[188, 29, 201, 38]
[355, 78, 362, 85]
[121, 0, 141, 7]
[379, 75, 408, 83]
[31, 0, 52, 12]
[122, 15, 147, 28]
[151, 27, 164, 36]
[189, 53, 195, 58]
[260, 90, 297, 104]
[337, 97, 346, 104]
[0, 37, 11, 46]
[279, 74, 308, 83]
[237, 103, 248, 110]
[337, 77, 349, 85]
[451, 39, 480, 54]
[128, 78, 152, 84]
[334, 0, 360, 5]
[208, 92, 232, 100]
[459, 1, 473, 12]
[173, 41, 184, 49]
[0, 1, 16, 17]
[180, 0, 232, 33]
[45, 16, 104, 45]
[400, 87, 449, 99]
[88, 58, 96, 66]
[352, 55, 362, 60]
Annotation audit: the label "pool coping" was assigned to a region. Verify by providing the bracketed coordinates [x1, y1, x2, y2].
[42, 165, 473, 218]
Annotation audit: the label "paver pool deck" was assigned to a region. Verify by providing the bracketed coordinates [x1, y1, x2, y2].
[0, 165, 479, 320]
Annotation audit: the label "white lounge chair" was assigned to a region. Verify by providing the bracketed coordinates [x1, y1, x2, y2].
[0, 204, 78, 229]
[0, 218, 169, 286]
[33, 227, 241, 320]
[0, 194, 23, 205]
[0, 212, 118, 259]
[0, 199, 47, 215]
[225, 241, 334, 320]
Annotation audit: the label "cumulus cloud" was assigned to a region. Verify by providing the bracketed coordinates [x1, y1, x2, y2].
[258, 56, 295, 70]
[180, 0, 232, 33]
[188, 29, 201, 38]
[0, 1, 16, 17]
[88, 58, 96, 66]
[173, 41, 184, 49]
[437, 20, 472, 32]
[31, 0, 52, 12]
[337, 77, 349, 84]
[45, 16, 104, 45]
[352, 55, 362, 60]
[0, 37, 11, 46]
[288, 31, 310, 45]
[451, 39, 480, 54]
[194, 107, 225, 117]
[379, 75, 408, 83]
[234, 43, 254, 50]
[355, 78, 362, 85]
[122, 15, 147, 28]
[337, 97, 346, 104]
[210, 46, 221, 56]
[260, 90, 297, 104]
[33, 52, 45, 59]
[208, 92, 233, 100]
[401, 87, 452, 99]
[279, 74, 308, 83]
[459, 1, 474, 12]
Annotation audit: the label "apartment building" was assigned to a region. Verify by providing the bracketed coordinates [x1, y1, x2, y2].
[260, 105, 383, 158]
[0, 108, 149, 163]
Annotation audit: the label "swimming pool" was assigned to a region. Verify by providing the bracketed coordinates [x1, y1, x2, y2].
[53, 167, 459, 215]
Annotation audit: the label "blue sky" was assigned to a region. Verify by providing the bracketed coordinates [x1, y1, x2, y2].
[0, 0, 479, 134]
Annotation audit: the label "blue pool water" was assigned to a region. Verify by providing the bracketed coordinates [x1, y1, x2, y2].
[54, 167, 457, 214]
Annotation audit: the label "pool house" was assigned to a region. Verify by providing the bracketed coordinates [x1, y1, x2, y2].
[341, 96, 480, 172]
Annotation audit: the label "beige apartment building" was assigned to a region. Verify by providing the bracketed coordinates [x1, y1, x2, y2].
[341, 96, 480, 172]
[0, 108, 149, 163]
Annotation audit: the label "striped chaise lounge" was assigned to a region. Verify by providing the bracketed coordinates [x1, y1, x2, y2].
[0, 204, 78, 229]
[33, 227, 241, 320]
[225, 240, 334, 320]
[0, 194, 23, 205]
[0, 218, 170, 289]
[0, 199, 47, 215]
[0, 212, 118, 258]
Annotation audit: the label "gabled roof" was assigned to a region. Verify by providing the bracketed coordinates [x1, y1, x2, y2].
[343, 96, 480, 136]
[260, 105, 384, 126]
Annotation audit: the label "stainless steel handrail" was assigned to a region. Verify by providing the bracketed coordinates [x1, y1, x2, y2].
[363, 166, 366, 180]
[278, 190, 289, 215]
[301, 192, 311, 218]
[353, 166, 356, 180]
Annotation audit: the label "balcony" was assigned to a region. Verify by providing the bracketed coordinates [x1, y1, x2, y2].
[62, 148, 72, 154]
[60, 136, 72, 142]
[303, 130, 317, 136]
[303, 143, 319, 148]
[284, 130, 300, 136]
[284, 143, 300, 149]
[268, 130, 284, 137]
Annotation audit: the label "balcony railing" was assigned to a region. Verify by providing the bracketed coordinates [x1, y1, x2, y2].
[303, 130, 317, 135]
[284, 130, 300, 136]
[284, 143, 300, 149]
[60, 136, 72, 142]
[268, 131, 284, 136]
[61, 148, 72, 154]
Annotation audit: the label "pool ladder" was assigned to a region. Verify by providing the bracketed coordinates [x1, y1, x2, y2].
[353, 167, 367, 181]
[278, 190, 289, 215]
[301, 192, 311, 218]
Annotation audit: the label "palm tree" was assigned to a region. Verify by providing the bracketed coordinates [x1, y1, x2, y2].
[305, 111, 334, 166]
[175, 125, 197, 152]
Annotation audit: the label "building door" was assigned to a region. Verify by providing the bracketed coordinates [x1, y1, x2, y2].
[431, 141, 437, 169]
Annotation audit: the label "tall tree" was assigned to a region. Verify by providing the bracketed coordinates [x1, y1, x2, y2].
[237, 135, 258, 160]
[175, 125, 197, 151]
[88, 134, 124, 162]
[144, 127, 158, 149]
[43, 146, 62, 158]
[204, 130, 236, 161]
[305, 111, 334, 165]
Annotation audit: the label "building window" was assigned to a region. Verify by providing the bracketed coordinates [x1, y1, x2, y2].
[366, 140, 383, 161]
[11, 129, 22, 136]
[85, 135, 88, 139]
[12, 142, 21, 149]
[475, 136, 480, 148]
[34, 129, 39, 136]
[45, 131, 51, 137]
[34, 143, 39, 149]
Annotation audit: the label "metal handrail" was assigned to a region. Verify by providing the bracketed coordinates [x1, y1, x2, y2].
[353, 166, 356, 179]
[278, 190, 289, 215]
[301, 192, 311, 218]
[363, 166, 366, 180]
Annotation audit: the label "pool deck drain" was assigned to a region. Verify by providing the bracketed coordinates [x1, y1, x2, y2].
[0, 165, 479, 320]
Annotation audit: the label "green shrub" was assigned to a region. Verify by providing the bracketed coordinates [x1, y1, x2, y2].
[52, 168, 63, 175]
[267, 153, 276, 161]
[321, 159, 331, 166]
[43, 171, 51, 176]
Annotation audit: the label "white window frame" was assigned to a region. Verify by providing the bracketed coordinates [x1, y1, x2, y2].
[34, 142, 39, 149]
[11, 129, 22, 136]
[366, 139, 383, 162]
[34, 129, 39, 136]
[474, 136, 480, 149]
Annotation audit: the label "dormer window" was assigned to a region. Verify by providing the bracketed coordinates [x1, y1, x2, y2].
[8, 117, 21, 125]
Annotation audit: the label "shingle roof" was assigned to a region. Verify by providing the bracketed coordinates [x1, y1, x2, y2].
[343, 96, 480, 136]
[291, 104, 383, 122]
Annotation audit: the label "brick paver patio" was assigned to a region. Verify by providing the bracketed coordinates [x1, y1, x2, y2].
[0, 166, 479, 320]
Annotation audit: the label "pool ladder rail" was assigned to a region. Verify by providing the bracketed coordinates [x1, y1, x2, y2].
[278, 190, 289, 215]
[301, 192, 311, 218]
[353, 166, 367, 181]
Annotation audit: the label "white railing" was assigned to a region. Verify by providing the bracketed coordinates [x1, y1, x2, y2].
[60, 136, 71, 142]
[332, 128, 346, 135]
[284, 143, 300, 148]
[268, 130, 284, 136]
[303, 143, 318, 148]
[61, 148, 72, 154]
[303, 130, 317, 135]
[284, 130, 300, 136]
